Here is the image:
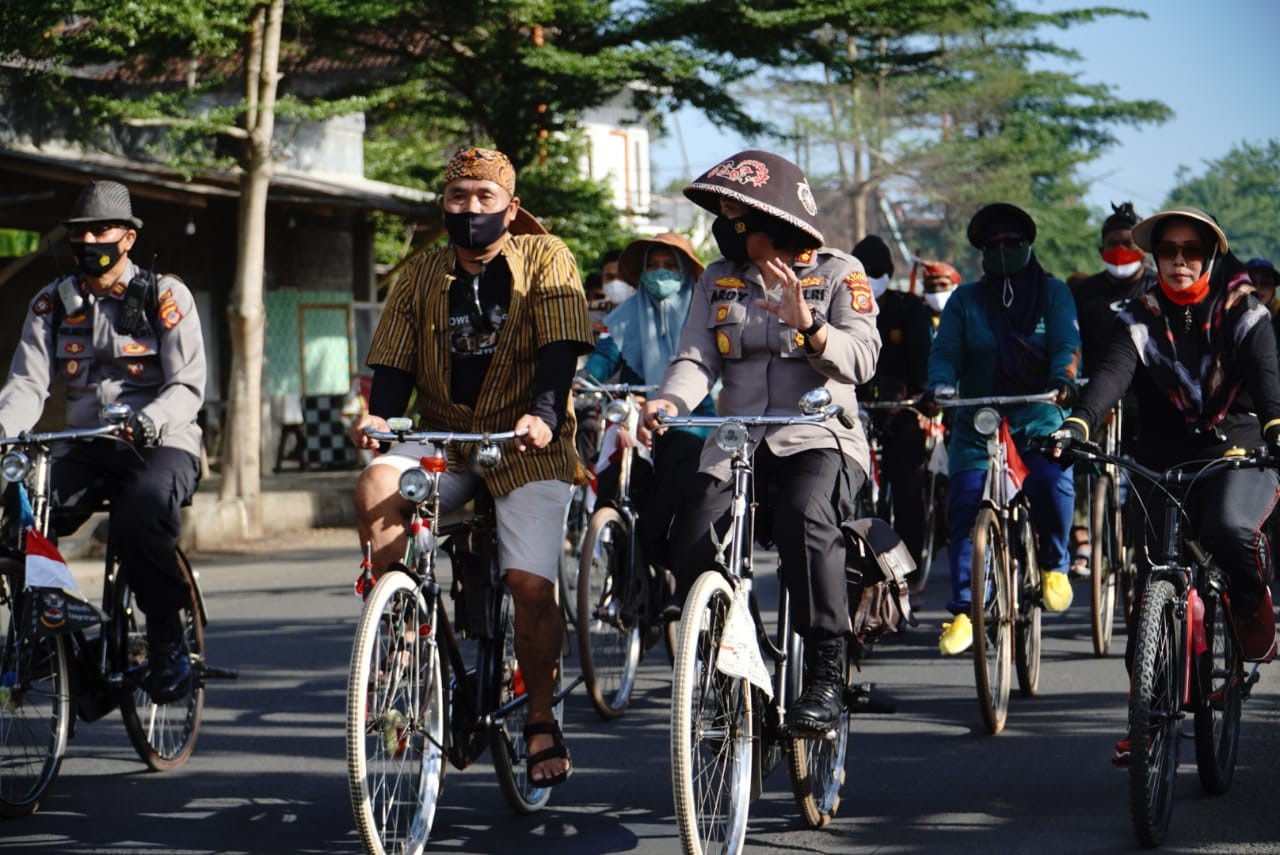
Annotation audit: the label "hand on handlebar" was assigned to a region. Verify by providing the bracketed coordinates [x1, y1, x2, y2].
[1043, 419, 1087, 467]
[351, 413, 389, 450]
[1050, 379, 1080, 409]
[513, 413, 551, 452]
[917, 385, 955, 419]
[639, 398, 678, 448]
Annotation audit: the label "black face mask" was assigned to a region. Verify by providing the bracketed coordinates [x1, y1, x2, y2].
[72, 240, 123, 276]
[443, 210, 509, 249]
[712, 215, 751, 263]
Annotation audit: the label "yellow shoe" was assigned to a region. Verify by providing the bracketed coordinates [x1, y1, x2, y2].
[1042, 571, 1073, 613]
[938, 612, 973, 655]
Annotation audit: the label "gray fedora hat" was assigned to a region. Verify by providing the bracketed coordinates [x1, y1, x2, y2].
[63, 181, 143, 230]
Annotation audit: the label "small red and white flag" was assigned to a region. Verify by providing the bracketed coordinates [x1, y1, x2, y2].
[25, 529, 80, 593]
[999, 419, 1029, 499]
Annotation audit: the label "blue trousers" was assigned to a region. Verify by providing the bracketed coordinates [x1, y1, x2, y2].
[946, 455, 1074, 615]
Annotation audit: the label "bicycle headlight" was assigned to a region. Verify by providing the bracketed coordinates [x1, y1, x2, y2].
[603, 399, 632, 425]
[973, 407, 1001, 437]
[1, 451, 30, 483]
[386, 417, 413, 432]
[398, 467, 438, 503]
[714, 420, 749, 453]
[472, 443, 502, 470]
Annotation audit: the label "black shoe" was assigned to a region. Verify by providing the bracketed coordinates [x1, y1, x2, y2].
[141, 643, 193, 704]
[785, 636, 847, 734]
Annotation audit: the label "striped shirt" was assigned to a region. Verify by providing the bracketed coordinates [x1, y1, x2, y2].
[368, 234, 594, 495]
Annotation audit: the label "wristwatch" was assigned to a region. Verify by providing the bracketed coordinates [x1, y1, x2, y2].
[799, 310, 827, 340]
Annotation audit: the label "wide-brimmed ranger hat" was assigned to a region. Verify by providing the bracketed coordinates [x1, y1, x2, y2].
[683, 150, 824, 246]
[63, 180, 143, 230]
[617, 232, 704, 286]
[1132, 206, 1228, 255]
[967, 202, 1035, 249]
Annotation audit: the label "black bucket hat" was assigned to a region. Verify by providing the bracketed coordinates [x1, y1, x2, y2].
[683, 150, 824, 246]
[967, 202, 1035, 249]
[63, 180, 143, 230]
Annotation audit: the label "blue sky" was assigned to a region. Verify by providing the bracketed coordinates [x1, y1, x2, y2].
[649, 0, 1280, 219]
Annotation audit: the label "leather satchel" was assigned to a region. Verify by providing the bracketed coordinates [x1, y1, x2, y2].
[842, 517, 918, 643]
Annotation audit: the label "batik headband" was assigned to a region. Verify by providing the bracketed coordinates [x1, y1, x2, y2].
[444, 147, 516, 196]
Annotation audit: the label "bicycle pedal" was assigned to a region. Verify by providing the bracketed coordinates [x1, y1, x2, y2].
[844, 683, 896, 715]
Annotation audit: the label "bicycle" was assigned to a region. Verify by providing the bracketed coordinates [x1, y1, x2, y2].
[0, 403, 229, 817]
[935, 390, 1058, 735]
[346, 421, 580, 854]
[858, 399, 948, 595]
[1053, 439, 1274, 848]
[659, 388, 868, 854]
[560, 380, 610, 628]
[1083, 402, 1136, 657]
[573, 380, 676, 719]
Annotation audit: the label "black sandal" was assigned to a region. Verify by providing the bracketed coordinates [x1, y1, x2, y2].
[524, 720, 572, 787]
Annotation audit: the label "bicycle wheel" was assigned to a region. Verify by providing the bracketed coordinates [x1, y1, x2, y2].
[491, 586, 557, 815]
[0, 559, 71, 818]
[1193, 589, 1242, 795]
[559, 483, 590, 628]
[577, 507, 642, 719]
[915, 471, 942, 594]
[1011, 510, 1041, 697]
[1090, 473, 1121, 657]
[119, 549, 205, 771]
[1128, 579, 1181, 848]
[787, 635, 850, 829]
[671, 571, 752, 855]
[970, 507, 1012, 735]
[347, 569, 443, 855]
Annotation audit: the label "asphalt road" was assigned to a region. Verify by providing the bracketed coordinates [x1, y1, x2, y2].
[3, 533, 1278, 854]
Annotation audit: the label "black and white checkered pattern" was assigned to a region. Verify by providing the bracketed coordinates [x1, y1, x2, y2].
[302, 394, 357, 470]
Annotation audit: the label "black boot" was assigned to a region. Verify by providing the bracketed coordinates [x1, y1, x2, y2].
[785, 636, 847, 734]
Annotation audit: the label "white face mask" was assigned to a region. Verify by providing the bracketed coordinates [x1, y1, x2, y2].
[1103, 260, 1143, 280]
[602, 279, 634, 305]
[869, 274, 890, 298]
[925, 290, 953, 313]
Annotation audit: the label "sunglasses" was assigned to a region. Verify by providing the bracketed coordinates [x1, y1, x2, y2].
[1154, 241, 1207, 263]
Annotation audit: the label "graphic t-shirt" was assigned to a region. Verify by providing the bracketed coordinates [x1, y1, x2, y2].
[447, 256, 512, 406]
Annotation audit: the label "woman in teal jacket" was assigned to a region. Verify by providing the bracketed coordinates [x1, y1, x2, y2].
[926, 203, 1082, 655]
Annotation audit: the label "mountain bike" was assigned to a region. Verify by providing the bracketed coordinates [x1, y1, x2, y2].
[1084, 402, 1136, 656]
[574, 381, 675, 719]
[346, 422, 579, 854]
[936, 390, 1057, 735]
[660, 389, 870, 854]
[1053, 439, 1275, 848]
[0, 404, 230, 817]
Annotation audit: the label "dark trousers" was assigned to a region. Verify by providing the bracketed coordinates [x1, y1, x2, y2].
[878, 410, 926, 566]
[51, 439, 199, 620]
[670, 444, 862, 638]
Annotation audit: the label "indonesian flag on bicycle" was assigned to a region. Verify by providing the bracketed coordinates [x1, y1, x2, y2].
[1000, 419, 1029, 497]
[594, 423, 650, 475]
[25, 528, 80, 593]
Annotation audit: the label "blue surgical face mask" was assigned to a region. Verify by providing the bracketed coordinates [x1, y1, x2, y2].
[640, 269, 682, 301]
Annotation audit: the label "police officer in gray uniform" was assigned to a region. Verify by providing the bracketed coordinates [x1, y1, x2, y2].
[0, 181, 206, 703]
[643, 150, 881, 733]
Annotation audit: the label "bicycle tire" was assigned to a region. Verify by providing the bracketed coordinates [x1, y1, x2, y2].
[915, 471, 941, 595]
[970, 507, 1012, 735]
[1090, 474, 1120, 657]
[1128, 579, 1181, 848]
[1012, 508, 1041, 697]
[0, 559, 71, 818]
[119, 548, 205, 771]
[1193, 589, 1242, 795]
[577, 507, 642, 720]
[490, 586, 556, 815]
[347, 570, 442, 855]
[671, 570, 752, 855]
[787, 634, 850, 829]
[559, 483, 590, 628]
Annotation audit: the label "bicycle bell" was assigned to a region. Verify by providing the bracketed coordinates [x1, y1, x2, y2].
[471, 441, 503, 471]
[798, 387, 832, 415]
[102, 402, 132, 425]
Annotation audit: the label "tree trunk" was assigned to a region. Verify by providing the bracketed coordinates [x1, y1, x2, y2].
[218, 0, 284, 537]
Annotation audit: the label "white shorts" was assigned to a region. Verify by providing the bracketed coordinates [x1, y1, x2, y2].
[369, 444, 570, 583]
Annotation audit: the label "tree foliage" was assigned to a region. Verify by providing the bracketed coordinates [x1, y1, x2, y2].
[1164, 139, 1280, 264]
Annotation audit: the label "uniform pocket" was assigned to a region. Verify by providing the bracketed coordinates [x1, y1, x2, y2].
[708, 300, 746, 359]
